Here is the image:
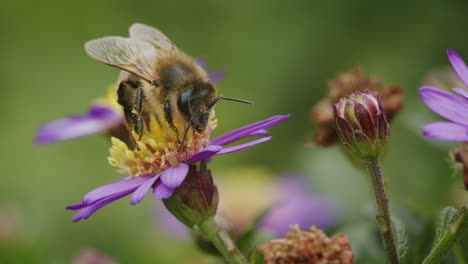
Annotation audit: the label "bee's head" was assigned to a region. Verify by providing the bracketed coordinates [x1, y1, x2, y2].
[177, 81, 217, 133]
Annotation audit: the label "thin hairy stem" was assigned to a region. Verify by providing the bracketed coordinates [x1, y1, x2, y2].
[199, 217, 248, 264]
[367, 159, 399, 264]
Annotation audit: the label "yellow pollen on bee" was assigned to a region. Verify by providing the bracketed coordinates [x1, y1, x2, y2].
[108, 114, 216, 177]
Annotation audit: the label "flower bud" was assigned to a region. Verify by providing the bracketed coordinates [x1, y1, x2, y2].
[333, 90, 389, 160]
[163, 161, 219, 228]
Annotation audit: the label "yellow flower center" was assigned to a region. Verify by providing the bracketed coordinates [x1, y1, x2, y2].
[108, 114, 216, 177]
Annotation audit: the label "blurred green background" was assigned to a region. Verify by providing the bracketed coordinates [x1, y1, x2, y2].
[1, 0, 468, 263]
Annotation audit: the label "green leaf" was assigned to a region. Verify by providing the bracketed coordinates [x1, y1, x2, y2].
[433, 206, 458, 247]
[392, 217, 408, 264]
[247, 248, 265, 264]
[422, 207, 468, 264]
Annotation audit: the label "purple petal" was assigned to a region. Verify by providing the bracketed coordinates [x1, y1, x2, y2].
[207, 71, 226, 83]
[419, 86, 468, 126]
[187, 145, 223, 163]
[210, 115, 290, 146]
[452, 88, 468, 99]
[152, 182, 175, 200]
[215, 136, 272, 156]
[447, 49, 468, 88]
[422, 121, 468, 141]
[83, 176, 150, 205]
[129, 175, 160, 205]
[66, 203, 89, 210]
[160, 163, 189, 189]
[36, 105, 123, 145]
[72, 189, 134, 222]
[249, 129, 269, 137]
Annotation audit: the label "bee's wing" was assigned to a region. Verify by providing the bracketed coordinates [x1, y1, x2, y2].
[85, 36, 159, 84]
[129, 23, 177, 52]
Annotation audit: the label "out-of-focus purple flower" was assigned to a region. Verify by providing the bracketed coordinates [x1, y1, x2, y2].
[67, 115, 289, 222]
[35, 58, 225, 145]
[155, 173, 337, 239]
[259, 175, 337, 237]
[195, 57, 226, 84]
[420, 49, 468, 142]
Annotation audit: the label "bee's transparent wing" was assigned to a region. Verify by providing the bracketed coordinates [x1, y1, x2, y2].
[85, 36, 158, 83]
[129, 23, 177, 52]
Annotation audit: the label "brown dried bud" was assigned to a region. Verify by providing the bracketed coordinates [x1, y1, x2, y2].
[454, 143, 468, 190]
[258, 225, 354, 264]
[311, 67, 403, 147]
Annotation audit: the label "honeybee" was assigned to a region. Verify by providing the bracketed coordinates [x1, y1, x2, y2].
[85, 23, 250, 150]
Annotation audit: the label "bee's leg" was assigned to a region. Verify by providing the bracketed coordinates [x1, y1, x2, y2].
[132, 88, 144, 139]
[117, 78, 144, 142]
[164, 100, 180, 137]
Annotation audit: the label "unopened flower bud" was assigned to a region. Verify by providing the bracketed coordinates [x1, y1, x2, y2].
[163, 161, 219, 228]
[333, 90, 389, 160]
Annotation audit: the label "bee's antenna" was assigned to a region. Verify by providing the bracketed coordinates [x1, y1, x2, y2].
[209, 96, 253, 108]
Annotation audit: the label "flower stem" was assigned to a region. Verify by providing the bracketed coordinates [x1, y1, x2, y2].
[453, 243, 468, 264]
[367, 159, 399, 264]
[199, 217, 248, 264]
[422, 207, 468, 264]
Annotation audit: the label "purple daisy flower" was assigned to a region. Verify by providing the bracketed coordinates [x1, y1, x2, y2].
[35, 58, 224, 145]
[420, 49, 468, 142]
[67, 115, 290, 222]
[155, 173, 337, 239]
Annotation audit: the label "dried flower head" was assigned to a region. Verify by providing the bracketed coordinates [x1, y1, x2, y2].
[311, 67, 403, 147]
[258, 225, 354, 264]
